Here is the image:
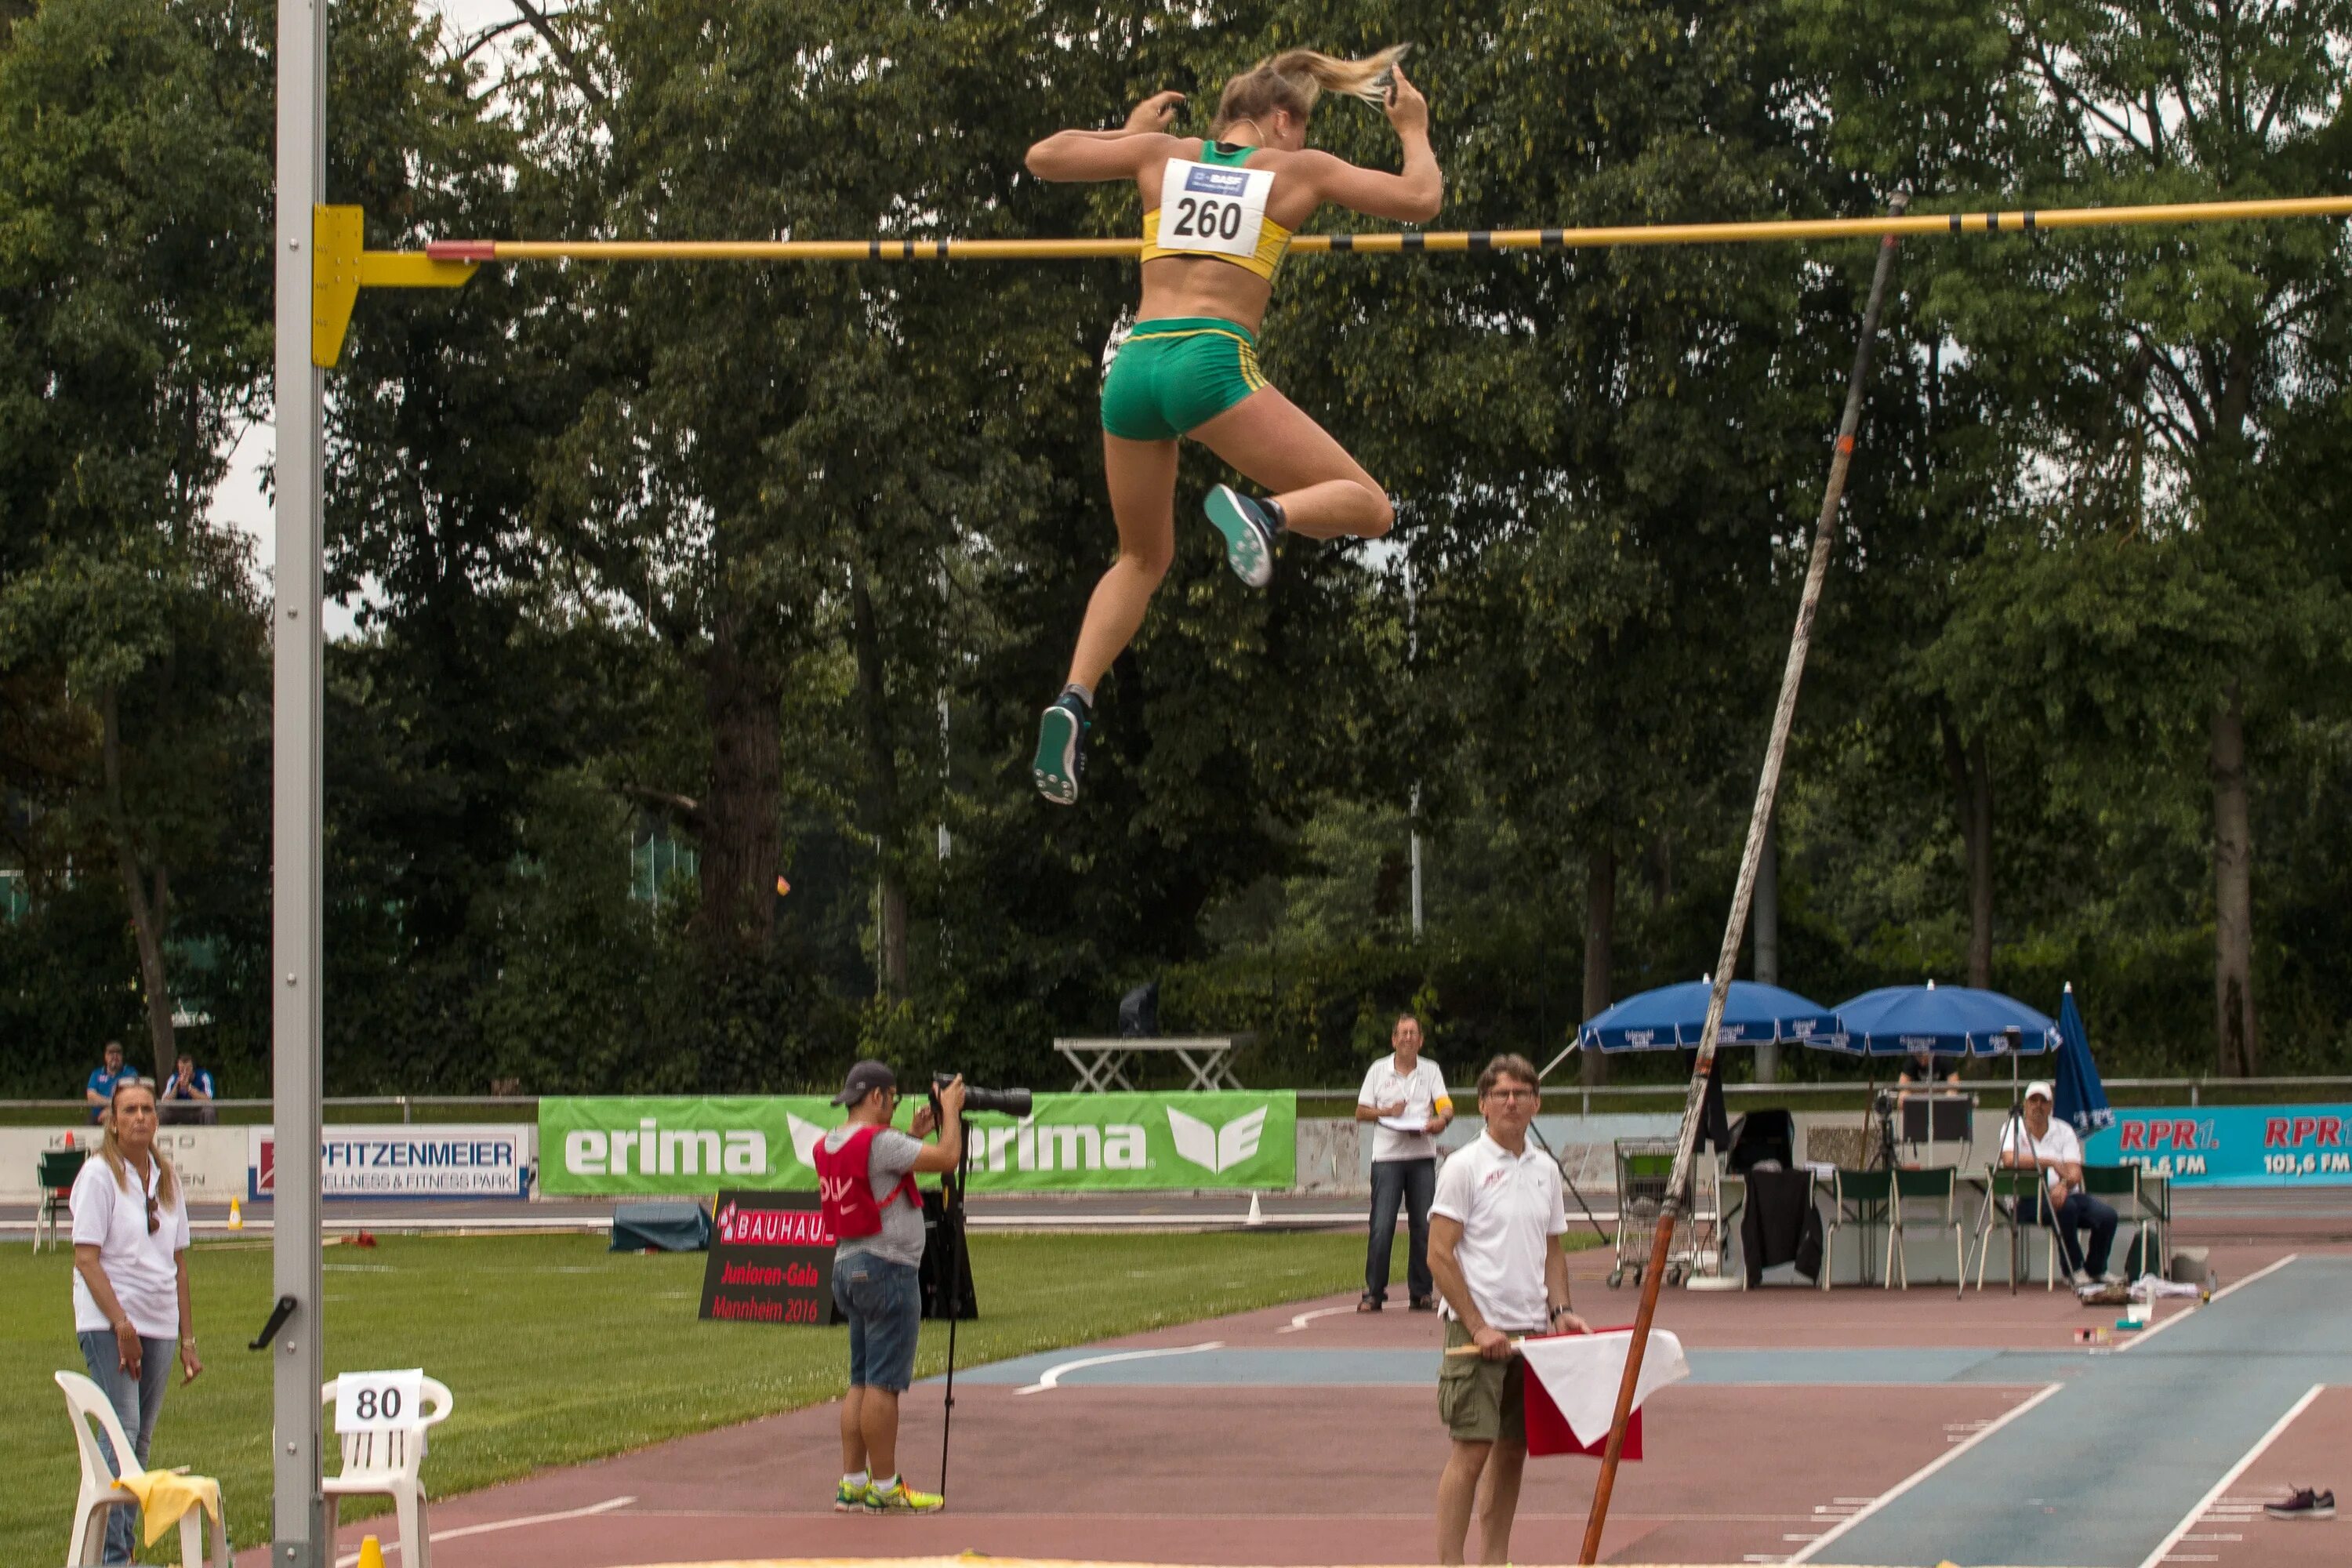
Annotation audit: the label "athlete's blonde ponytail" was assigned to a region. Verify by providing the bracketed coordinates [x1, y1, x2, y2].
[1210, 45, 1410, 137]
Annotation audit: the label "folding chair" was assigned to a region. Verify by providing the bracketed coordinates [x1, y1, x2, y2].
[37, 1148, 86, 1253]
[1886, 1166, 1965, 1289]
[1820, 1168, 1895, 1290]
[322, 1375, 456, 1568]
[2082, 1164, 2156, 1276]
[1970, 1169, 2060, 1290]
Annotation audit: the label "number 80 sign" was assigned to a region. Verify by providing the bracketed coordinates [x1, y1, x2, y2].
[335, 1368, 426, 1434]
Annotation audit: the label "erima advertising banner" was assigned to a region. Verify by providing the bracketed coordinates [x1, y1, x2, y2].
[539, 1092, 1296, 1196]
[2084, 1105, 2352, 1188]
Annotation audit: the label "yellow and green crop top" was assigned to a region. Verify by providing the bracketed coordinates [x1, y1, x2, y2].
[1140, 140, 1293, 282]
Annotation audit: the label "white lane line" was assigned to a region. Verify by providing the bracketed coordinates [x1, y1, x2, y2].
[1788, 1383, 2065, 1565]
[1278, 1305, 1359, 1334]
[2135, 1384, 2325, 1568]
[2122, 1253, 2299, 1354]
[1014, 1340, 1224, 1395]
[333, 1496, 635, 1564]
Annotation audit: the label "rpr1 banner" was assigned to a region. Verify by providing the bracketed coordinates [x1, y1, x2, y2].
[539, 1091, 1297, 1196]
[2084, 1105, 2352, 1188]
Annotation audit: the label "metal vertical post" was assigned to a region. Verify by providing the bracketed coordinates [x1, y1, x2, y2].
[271, 0, 328, 1560]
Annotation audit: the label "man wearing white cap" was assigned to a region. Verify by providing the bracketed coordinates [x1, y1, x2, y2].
[1998, 1079, 2119, 1285]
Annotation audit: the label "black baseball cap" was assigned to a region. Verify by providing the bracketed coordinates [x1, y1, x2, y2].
[831, 1059, 897, 1106]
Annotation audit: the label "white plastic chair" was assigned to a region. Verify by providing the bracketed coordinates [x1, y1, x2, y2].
[55, 1370, 230, 1566]
[321, 1375, 454, 1568]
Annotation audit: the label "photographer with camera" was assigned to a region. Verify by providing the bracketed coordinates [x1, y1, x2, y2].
[815, 1060, 964, 1515]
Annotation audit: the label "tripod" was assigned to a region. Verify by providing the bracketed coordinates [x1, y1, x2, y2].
[1963, 1032, 2035, 1299]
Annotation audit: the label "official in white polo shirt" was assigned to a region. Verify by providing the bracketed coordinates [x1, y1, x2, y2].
[1356, 1012, 1453, 1311]
[1428, 1054, 1588, 1566]
[1998, 1079, 2120, 1285]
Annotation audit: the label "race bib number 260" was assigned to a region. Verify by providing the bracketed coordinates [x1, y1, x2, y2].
[1158, 159, 1274, 260]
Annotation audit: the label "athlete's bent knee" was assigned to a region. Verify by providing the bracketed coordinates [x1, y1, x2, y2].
[1363, 485, 1395, 537]
[1121, 541, 1175, 583]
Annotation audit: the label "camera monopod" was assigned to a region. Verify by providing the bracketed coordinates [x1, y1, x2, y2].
[935, 1118, 972, 1498]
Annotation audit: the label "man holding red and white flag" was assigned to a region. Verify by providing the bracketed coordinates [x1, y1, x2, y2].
[1428, 1054, 1689, 1565]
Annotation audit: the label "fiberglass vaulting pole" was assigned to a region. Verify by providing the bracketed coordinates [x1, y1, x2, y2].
[271, 0, 328, 1559]
[1575, 197, 1909, 1565]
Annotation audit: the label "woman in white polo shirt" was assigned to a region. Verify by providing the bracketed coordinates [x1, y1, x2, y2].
[1428, 1054, 1587, 1566]
[71, 1078, 201, 1563]
[1356, 1012, 1453, 1310]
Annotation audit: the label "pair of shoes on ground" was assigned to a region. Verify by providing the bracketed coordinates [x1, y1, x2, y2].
[1358, 1295, 1440, 1313]
[1033, 486, 1279, 806]
[835, 1477, 945, 1514]
[2265, 1486, 2335, 1520]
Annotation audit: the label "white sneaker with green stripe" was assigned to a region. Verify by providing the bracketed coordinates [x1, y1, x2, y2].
[1204, 484, 1278, 587]
[864, 1476, 945, 1513]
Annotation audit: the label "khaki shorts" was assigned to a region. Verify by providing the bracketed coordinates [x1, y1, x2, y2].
[1438, 1319, 1526, 1445]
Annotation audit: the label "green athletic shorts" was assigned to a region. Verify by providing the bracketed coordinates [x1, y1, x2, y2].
[1438, 1319, 1527, 1444]
[1100, 317, 1269, 441]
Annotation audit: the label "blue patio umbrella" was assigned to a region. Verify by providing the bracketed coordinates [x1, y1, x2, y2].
[2053, 983, 2114, 1135]
[1820, 980, 2060, 1058]
[1576, 978, 1839, 1053]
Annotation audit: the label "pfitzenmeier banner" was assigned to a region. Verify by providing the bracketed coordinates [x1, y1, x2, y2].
[539, 1091, 1297, 1196]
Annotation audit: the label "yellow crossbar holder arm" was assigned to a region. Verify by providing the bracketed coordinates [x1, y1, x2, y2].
[313, 205, 478, 367]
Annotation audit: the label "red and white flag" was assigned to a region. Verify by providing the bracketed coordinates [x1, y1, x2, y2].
[1517, 1327, 1690, 1459]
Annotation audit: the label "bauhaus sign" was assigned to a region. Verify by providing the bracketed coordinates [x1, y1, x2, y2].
[539, 1093, 1296, 1196]
[698, 1191, 840, 1325]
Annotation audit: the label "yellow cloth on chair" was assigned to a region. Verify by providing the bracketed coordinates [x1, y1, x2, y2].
[113, 1468, 222, 1547]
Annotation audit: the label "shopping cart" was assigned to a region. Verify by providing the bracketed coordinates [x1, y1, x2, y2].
[1606, 1137, 1726, 1287]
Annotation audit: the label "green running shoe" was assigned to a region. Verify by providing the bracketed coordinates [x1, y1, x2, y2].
[865, 1478, 946, 1513]
[833, 1477, 869, 1512]
[1204, 484, 1279, 587]
[1033, 692, 1090, 806]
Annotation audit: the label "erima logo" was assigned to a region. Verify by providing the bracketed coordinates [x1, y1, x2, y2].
[563, 1118, 766, 1178]
[1167, 1105, 1268, 1174]
[791, 1111, 1149, 1173]
[1185, 167, 1249, 195]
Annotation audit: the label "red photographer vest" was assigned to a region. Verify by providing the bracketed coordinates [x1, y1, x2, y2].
[813, 1123, 921, 1241]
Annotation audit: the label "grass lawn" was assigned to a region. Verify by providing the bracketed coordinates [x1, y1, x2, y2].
[4, 1227, 1392, 1563]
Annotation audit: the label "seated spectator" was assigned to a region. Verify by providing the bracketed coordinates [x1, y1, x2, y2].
[158, 1051, 216, 1127]
[1998, 1080, 2118, 1287]
[1896, 1047, 1961, 1098]
[85, 1041, 136, 1126]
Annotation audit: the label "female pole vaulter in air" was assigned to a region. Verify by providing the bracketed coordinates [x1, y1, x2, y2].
[1025, 47, 1440, 804]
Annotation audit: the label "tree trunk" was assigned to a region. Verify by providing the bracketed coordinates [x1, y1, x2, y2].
[849, 566, 909, 998]
[1752, 815, 1779, 1084]
[99, 688, 176, 1076]
[1580, 841, 1613, 1088]
[695, 614, 782, 962]
[2211, 681, 2259, 1076]
[1940, 714, 1994, 989]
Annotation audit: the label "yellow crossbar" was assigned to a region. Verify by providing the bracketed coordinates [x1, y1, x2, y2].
[419, 193, 2352, 266]
[314, 194, 2352, 365]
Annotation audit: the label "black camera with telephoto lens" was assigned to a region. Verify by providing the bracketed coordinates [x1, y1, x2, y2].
[931, 1073, 1032, 1119]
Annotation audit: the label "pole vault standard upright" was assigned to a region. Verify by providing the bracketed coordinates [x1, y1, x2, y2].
[270, 26, 2352, 1558]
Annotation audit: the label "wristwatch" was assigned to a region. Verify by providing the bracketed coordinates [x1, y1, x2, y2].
[1548, 1304, 1577, 1322]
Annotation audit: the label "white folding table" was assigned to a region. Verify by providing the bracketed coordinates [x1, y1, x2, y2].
[1054, 1036, 1253, 1092]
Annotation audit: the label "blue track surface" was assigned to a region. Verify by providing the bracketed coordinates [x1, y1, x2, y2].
[953, 1345, 2089, 1388]
[1812, 1254, 2351, 1567]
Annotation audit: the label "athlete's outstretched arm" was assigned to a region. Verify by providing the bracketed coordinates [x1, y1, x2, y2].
[1026, 91, 1187, 182]
[1298, 65, 1441, 222]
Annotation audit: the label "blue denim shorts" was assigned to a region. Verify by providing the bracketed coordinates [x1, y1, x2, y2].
[834, 1254, 922, 1392]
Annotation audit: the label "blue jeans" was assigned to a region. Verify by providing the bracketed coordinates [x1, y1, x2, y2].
[77, 1330, 172, 1564]
[1367, 1157, 1436, 1303]
[2026, 1188, 2118, 1278]
[834, 1254, 922, 1392]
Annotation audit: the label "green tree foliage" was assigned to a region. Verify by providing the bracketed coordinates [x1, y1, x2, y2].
[5, 0, 2348, 1098]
